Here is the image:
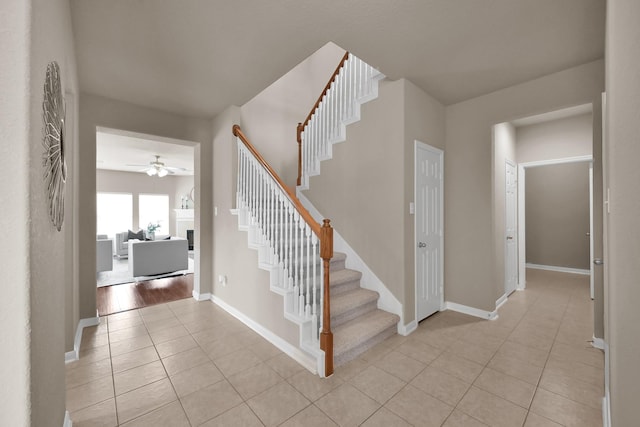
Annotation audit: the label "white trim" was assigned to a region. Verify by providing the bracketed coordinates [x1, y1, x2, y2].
[504, 159, 518, 296]
[210, 295, 318, 374]
[591, 336, 605, 350]
[517, 165, 527, 290]
[65, 316, 100, 363]
[518, 155, 593, 168]
[525, 263, 590, 276]
[398, 320, 417, 336]
[496, 293, 508, 310]
[192, 290, 212, 301]
[63, 410, 72, 427]
[589, 163, 594, 299]
[296, 191, 406, 332]
[445, 301, 498, 321]
[603, 389, 611, 427]
[414, 140, 445, 326]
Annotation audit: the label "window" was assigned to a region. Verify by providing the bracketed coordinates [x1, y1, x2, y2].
[139, 194, 169, 235]
[97, 192, 132, 238]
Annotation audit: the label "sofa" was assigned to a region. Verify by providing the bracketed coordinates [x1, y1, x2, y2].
[96, 236, 113, 272]
[128, 237, 188, 277]
[115, 231, 131, 259]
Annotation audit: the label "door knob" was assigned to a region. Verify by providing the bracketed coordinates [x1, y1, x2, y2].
[506, 236, 513, 240]
[418, 242, 426, 248]
[594, 258, 604, 265]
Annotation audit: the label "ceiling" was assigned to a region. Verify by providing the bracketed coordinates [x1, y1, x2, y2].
[70, 0, 605, 119]
[96, 129, 194, 176]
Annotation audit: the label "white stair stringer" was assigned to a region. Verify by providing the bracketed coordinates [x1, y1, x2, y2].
[299, 54, 386, 191]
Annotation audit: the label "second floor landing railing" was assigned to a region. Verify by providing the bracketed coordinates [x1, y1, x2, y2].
[233, 125, 335, 376]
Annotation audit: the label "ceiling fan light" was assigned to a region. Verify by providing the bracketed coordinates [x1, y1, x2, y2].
[146, 168, 157, 176]
[157, 168, 168, 177]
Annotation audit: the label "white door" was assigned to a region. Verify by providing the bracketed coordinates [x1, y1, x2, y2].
[505, 160, 518, 295]
[415, 141, 443, 321]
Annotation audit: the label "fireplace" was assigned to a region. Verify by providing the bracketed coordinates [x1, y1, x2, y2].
[186, 229, 194, 250]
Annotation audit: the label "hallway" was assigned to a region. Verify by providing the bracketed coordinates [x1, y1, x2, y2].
[66, 269, 603, 426]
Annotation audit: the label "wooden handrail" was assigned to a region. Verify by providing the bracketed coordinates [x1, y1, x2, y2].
[234, 124, 321, 237]
[296, 51, 350, 186]
[233, 124, 334, 376]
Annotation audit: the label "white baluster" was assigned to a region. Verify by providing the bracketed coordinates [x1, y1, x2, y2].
[312, 233, 318, 342]
[305, 224, 311, 317]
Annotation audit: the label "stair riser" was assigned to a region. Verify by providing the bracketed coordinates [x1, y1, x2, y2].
[332, 300, 377, 328]
[330, 278, 361, 296]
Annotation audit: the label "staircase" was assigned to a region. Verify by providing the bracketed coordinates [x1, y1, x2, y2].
[329, 253, 399, 366]
[232, 51, 399, 376]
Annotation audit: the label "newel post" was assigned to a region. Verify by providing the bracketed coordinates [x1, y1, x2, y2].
[296, 122, 303, 187]
[320, 218, 334, 376]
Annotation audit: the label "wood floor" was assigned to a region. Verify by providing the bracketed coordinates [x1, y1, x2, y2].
[96, 273, 193, 316]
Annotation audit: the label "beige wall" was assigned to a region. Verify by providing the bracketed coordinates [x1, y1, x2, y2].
[516, 113, 593, 163]
[525, 163, 590, 269]
[445, 59, 604, 312]
[240, 42, 346, 186]
[1, 0, 79, 424]
[96, 169, 194, 236]
[304, 78, 445, 324]
[78, 94, 212, 318]
[605, 0, 640, 423]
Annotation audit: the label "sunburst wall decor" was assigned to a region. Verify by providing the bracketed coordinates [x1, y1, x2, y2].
[42, 61, 66, 231]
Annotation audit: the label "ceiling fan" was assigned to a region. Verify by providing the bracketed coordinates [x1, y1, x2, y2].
[128, 155, 188, 177]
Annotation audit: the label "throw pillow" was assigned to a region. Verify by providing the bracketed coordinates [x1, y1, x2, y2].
[128, 229, 144, 241]
[164, 236, 171, 240]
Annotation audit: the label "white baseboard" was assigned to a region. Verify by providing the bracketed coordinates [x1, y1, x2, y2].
[63, 410, 72, 427]
[65, 316, 100, 363]
[192, 290, 212, 301]
[210, 295, 317, 374]
[297, 191, 405, 329]
[398, 320, 417, 336]
[526, 263, 590, 276]
[445, 301, 498, 320]
[495, 294, 508, 310]
[591, 335, 605, 350]
[603, 389, 611, 427]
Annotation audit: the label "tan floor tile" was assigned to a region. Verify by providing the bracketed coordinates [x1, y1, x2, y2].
[109, 334, 154, 357]
[215, 348, 262, 377]
[204, 332, 256, 360]
[374, 350, 426, 382]
[149, 324, 189, 344]
[250, 338, 283, 361]
[228, 363, 284, 400]
[545, 357, 604, 388]
[496, 340, 549, 368]
[191, 325, 236, 346]
[410, 365, 471, 406]
[385, 384, 453, 427]
[530, 387, 602, 427]
[473, 367, 536, 408]
[448, 340, 496, 365]
[109, 324, 150, 344]
[457, 386, 527, 427]
[524, 412, 562, 426]
[538, 369, 603, 409]
[114, 360, 167, 395]
[412, 327, 458, 350]
[550, 341, 603, 369]
[351, 365, 406, 404]
[120, 401, 190, 427]
[75, 344, 111, 366]
[395, 338, 443, 364]
[487, 354, 543, 385]
[155, 334, 198, 358]
[360, 407, 411, 427]
[280, 404, 339, 427]
[315, 383, 379, 427]
[264, 352, 305, 379]
[107, 310, 140, 322]
[181, 379, 243, 426]
[80, 329, 110, 350]
[170, 361, 224, 398]
[332, 357, 370, 381]
[115, 378, 177, 424]
[66, 375, 114, 413]
[248, 382, 310, 426]
[359, 341, 394, 363]
[70, 397, 117, 427]
[111, 346, 159, 374]
[286, 367, 343, 401]
[431, 352, 484, 383]
[442, 410, 488, 426]
[200, 403, 264, 427]
[143, 315, 181, 332]
[161, 346, 210, 376]
[66, 357, 113, 389]
[107, 316, 144, 332]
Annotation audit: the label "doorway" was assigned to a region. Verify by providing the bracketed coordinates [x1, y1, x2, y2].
[414, 140, 444, 322]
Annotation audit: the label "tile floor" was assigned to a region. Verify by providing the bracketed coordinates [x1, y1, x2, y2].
[67, 269, 604, 426]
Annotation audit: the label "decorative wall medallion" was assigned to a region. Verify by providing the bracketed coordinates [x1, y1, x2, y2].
[42, 61, 66, 231]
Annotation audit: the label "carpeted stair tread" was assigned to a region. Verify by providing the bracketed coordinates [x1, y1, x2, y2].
[331, 288, 378, 318]
[329, 268, 362, 294]
[333, 309, 400, 363]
